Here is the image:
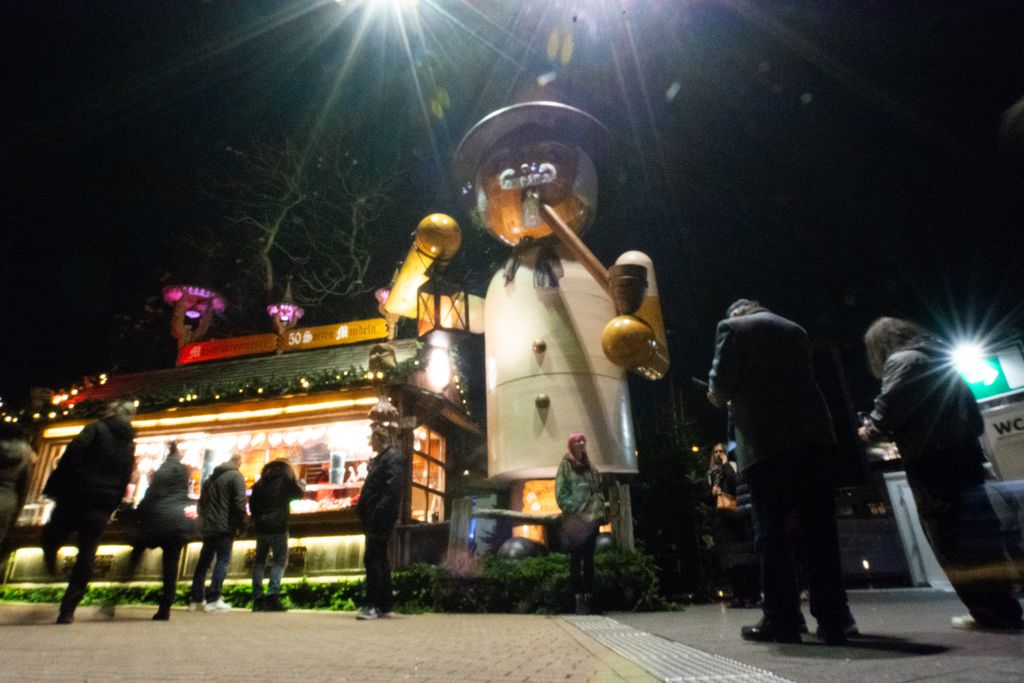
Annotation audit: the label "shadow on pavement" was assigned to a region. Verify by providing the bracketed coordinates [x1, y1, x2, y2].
[777, 634, 949, 659]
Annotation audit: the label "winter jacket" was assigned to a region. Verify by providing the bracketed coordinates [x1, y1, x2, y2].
[555, 457, 606, 524]
[0, 438, 33, 547]
[863, 337, 985, 481]
[249, 464, 304, 534]
[43, 416, 136, 513]
[198, 462, 247, 536]
[708, 310, 835, 472]
[137, 457, 192, 544]
[356, 446, 405, 536]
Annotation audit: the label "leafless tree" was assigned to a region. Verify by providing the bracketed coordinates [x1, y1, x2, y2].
[214, 135, 400, 311]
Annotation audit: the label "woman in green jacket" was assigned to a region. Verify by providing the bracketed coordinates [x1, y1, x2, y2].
[555, 432, 606, 615]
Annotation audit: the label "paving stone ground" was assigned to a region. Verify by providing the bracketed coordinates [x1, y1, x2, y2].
[0, 589, 1020, 682]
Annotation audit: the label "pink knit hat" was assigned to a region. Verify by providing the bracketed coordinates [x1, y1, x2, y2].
[567, 432, 586, 451]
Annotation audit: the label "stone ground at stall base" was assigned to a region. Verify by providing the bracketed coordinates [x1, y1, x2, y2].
[0, 589, 1020, 682]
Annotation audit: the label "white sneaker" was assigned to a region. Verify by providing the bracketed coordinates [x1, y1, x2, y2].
[188, 601, 205, 612]
[951, 615, 976, 630]
[204, 598, 232, 612]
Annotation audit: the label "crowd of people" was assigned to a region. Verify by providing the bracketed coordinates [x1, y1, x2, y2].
[0, 302, 1019, 640]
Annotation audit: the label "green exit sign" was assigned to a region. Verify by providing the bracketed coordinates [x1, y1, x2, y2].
[956, 341, 1024, 402]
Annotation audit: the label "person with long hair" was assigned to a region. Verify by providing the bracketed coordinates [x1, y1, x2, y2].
[860, 316, 1023, 631]
[707, 442, 761, 608]
[555, 432, 607, 615]
[249, 458, 304, 612]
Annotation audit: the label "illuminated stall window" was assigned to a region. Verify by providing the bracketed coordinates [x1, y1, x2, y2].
[30, 419, 376, 520]
[410, 426, 446, 522]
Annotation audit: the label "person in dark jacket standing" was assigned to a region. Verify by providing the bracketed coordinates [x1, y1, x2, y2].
[189, 452, 246, 613]
[249, 459, 304, 612]
[355, 423, 405, 620]
[555, 432, 606, 615]
[860, 317, 1023, 631]
[101, 441, 192, 621]
[0, 424, 34, 554]
[42, 399, 137, 624]
[708, 299, 855, 644]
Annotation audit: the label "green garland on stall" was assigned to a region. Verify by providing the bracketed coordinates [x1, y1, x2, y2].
[9, 338, 474, 424]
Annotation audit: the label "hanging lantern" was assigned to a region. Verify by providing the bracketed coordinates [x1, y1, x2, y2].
[416, 278, 469, 339]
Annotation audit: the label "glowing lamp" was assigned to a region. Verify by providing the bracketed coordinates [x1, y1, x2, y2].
[382, 214, 462, 320]
[163, 284, 226, 351]
[267, 281, 304, 335]
[416, 278, 470, 339]
[162, 285, 226, 318]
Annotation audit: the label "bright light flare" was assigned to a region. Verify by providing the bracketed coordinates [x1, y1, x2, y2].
[952, 343, 999, 386]
[426, 346, 452, 391]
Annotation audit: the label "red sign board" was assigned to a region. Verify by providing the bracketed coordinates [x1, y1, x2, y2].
[178, 318, 388, 365]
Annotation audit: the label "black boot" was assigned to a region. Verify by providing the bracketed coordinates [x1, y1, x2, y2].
[153, 599, 172, 621]
[263, 594, 288, 612]
[56, 587, 85, 625]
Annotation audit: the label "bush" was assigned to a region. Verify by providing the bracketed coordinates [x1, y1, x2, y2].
[0, 548, 672, 614]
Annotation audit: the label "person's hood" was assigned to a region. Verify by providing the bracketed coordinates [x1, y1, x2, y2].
[102, 415, 136, 440]
[211, 461, 240, 477]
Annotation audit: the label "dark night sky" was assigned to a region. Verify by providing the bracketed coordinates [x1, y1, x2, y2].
[2, 1, 1023, 437]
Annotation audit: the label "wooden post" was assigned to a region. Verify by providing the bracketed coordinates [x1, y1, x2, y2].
[608, 481, 634, 551]
[448, 497, 473, 558]
[540, 203, 610, 293]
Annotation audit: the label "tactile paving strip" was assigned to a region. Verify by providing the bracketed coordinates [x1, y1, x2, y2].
[565, 615, 793, 682]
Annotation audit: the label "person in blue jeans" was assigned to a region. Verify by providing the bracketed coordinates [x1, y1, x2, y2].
[249, 459, 304, 612]
[190, 453, 246, 612]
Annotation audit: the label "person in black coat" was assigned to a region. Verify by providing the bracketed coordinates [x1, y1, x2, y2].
[42, 399, 137, 624]
[101, 441, 193, 621]
[707, 442, 760, 609]
[708, 299, 855, 644]
[189, 453, 247, 612]
[249, 459, 304, 612]
[355, 423, 405, 620]
[860, 317, 1023, 632]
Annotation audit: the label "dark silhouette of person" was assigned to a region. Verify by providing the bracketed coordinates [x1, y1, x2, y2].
[355, 423, 405, 620]
[0, 424, 35, 558]
[42, 399, 137, 624]
[103, 441, 192, 621]
[860, 317, 1023, 631]
[189, 452, 246, 612]
[708, 299, 855, 644]
[249, 459, 304, 612]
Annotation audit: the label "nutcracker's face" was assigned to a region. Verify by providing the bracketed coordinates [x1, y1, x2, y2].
[474, 137, 598, 246]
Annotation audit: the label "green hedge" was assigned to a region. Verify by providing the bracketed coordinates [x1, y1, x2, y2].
[0, 549, 673, 613]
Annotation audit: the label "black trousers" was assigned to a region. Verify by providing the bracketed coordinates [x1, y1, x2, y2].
[41, 503, 111, 613]
[746, 444, 852, 631]
[566, 518, 600, 595]
[364, 531, 393, 613]
[124, 538, 185, 608]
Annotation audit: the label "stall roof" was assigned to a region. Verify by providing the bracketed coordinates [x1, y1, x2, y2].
[65, 338, 422, 414]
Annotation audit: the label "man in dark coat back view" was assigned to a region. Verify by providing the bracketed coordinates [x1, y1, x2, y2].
[42, 399, 137, 624]
[708, 299, 855, 644]
[355, 422, 405, 620]
[190, 452, 246, 612]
